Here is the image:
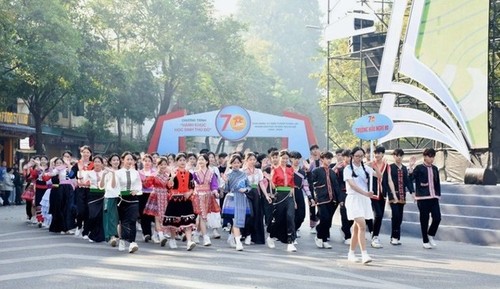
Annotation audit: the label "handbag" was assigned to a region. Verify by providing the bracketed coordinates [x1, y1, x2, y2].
[21, 186, 35, 201]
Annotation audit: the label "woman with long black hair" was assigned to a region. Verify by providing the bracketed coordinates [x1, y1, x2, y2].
[268, 150, 297, 252]
[71, 145, 94, 238]
[115, 151, 142, 253]
[343, 147, 374, 264]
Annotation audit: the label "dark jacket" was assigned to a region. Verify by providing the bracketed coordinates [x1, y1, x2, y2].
[311, 166, 341, 205]
[389, 163, 414, 202]
[411, 164, 441, 200]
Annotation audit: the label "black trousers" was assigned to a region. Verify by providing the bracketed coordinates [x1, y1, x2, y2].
[390, 203, 405, 240]
[367, 197, 386, 237]
[138, 193, 154, 237]
[118, 196, 139, 243]
[316, 201, 338, 242]
[262, 194, 274, 227]
[75, 187, 89, 233]
[87, 193, 105, 242]
[340, 204, 353, 239]
[294, 188, 306, 232]
[417, 198, 441, 243]
[268, 192, 295, 243]
[243, 188, 265, 244]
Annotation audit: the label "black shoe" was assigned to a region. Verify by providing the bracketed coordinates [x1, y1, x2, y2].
[144, 234, 151, 243]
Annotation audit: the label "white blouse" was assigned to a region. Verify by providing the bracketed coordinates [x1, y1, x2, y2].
[244, 168, 264, 186]
[115, 168, 142, 195]
[102, 172, 120, 198]
[344, 163, 374, 195]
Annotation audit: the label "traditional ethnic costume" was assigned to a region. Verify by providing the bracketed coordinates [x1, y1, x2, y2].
[193, 168, 219, 221]
[389, 162, 414, 243]
[143, 171, 170, 240]
[293, 168, 312, 235]
[34, 167, 50, 226]
[103, 170, 120, 244]
[268, 166, 296, 245]
[163, 169, 196, 231]
[71, 161, 94, 237]
[368, 160, 391, 246]
[86, 169, 105, 242]
[333, 162, 353, 242]
[138, 168, 156, 241]
[243, 167, 265, 244]
[411, 163, 441, 246]
[116, 168, 142, 250]
[312, 165, 341, 246]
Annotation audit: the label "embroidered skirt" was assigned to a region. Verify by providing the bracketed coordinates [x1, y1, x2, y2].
[163, 194, 196, 230]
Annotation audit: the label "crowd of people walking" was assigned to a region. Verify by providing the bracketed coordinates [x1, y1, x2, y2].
[4, 144, 442, 265]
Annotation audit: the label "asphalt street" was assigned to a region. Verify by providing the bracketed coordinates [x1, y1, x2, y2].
[0, 205, 499, 289]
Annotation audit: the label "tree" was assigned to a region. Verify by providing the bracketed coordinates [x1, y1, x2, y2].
[236, 0, 324, 144]
[1, 0, 81, 153]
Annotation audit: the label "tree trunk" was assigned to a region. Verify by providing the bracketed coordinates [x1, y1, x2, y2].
[146, 58, 176, 143]
[117, 117, 122, 150]
[34, 113, 44, 154]
[146, 81, 175, 143]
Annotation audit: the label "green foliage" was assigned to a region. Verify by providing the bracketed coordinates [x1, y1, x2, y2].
[320, 39, 379, 149]
[237, 0, 324, 136]
[0, 0, 82, 153]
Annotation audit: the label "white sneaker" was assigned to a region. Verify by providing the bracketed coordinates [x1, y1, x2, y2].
[129, 242, 139, 253]
[82, 235, 89, 240]
[109, 237, 118, 247]
[362, 254, 373, 264]
[266, 237, 275, 249]
[235, 241, 244, 251]
[423, 242, 433, 249]
[212, 228, 221, 239]
[348, 253, 360, 262]
[143, 234, 151, 243]
[118, 240, 125, 251]
[187, 241, 196, 251]
[169, 239, 178, 249]
[428, 236, 437, 247]
[293, 240, 298, 245]
[227, 235, 236, 248]
[152, 233, 160, 244]
[203, 235, 211, 246]
[391, 238, 401, 245]
[192, 232, 200, 244]
[371, 237, 383, 248]
[314, 237, 324, 248]
[287, 243, 297, 252]
[244, 236, 251, 245]
[74, 228, 82, 238]
[322, 242, 332, 249]
[344, 238, 351, 245]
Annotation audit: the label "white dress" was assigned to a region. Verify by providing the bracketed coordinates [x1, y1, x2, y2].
[344, 163, 374, 220]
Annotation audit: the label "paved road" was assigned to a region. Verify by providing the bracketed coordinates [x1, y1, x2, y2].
[0, 205, 499, 289]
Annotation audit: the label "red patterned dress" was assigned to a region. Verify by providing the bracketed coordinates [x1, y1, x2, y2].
[143, 172, 169, 218]
[193, 169, 219, 220]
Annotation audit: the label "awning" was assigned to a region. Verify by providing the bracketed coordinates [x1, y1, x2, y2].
[0, 123, 35, 138]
